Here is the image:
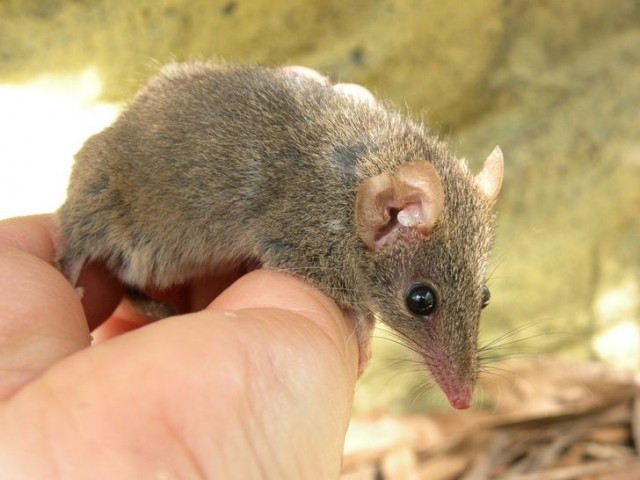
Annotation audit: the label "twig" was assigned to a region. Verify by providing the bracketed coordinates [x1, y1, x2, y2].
[504, 459, 632, 480]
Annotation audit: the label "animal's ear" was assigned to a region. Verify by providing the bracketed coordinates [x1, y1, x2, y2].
[475, 146, 504, 204]
[355, 160, 445, 251]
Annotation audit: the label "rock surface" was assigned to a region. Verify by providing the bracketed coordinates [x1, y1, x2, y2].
[1, 0, 638, 411]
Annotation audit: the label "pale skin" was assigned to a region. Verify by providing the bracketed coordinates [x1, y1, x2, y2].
[0, 215, 360, 479]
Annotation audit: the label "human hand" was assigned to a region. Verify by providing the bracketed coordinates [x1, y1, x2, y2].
[0, 214, 359, 479]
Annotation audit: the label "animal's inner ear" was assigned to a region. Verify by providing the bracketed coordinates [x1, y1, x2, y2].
[397, 202, 426, 227]
[355, 160, 445, 251]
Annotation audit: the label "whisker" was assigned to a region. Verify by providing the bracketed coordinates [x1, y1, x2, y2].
[478, 322, 540, 351]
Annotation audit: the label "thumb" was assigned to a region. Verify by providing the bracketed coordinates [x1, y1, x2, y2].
[0, 270, 359, 479]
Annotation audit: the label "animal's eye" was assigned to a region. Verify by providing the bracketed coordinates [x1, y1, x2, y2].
[405, 283, 437, 316]
[481, 285, 491, 309]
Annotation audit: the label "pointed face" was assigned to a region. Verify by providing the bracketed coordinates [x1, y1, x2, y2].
[354, 147, 504, 409]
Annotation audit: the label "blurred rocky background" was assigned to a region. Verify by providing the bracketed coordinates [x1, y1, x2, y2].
[1, 0, 638, 417]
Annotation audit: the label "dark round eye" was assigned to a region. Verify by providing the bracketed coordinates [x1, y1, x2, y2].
[405, 283, 438, 316]
[481, 285, 491, 309]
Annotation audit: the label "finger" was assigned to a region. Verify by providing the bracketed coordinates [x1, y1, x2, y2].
[90, 266, 249, 342]
[210, 269, 360, 364]
[76, 262, 124, 331]
[0, 214, 59, 261]
[0, 270, 358, 478]
[0, 215, 91, 398]
[0, 214, 124, 330]
[90, 300, 152, 343]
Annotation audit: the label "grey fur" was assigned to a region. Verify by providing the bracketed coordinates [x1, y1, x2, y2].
[58, 63, 499, 407]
